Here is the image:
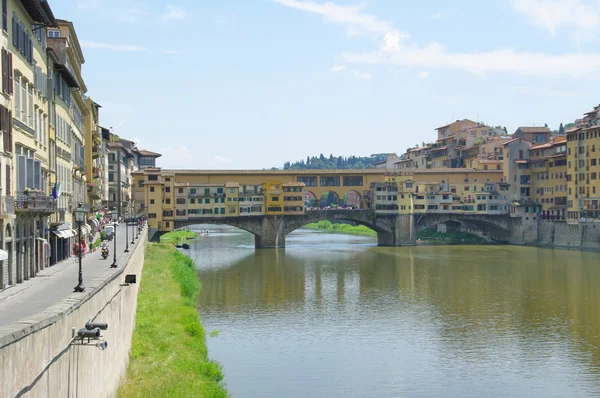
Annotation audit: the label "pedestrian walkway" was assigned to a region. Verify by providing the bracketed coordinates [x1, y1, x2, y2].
[0, 224, 144, 328]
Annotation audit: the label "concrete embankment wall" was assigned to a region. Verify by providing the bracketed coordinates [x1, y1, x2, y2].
[537, 221, 600, 251]
[0, 230, 147, 398]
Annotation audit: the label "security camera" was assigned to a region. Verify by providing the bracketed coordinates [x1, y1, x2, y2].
[78, 328, 101, 338]
[85, 322, 108, 331]
[96, 340, 108, 350]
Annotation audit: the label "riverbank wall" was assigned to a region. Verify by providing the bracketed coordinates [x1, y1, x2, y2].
[537, 221, 600, 250]
[0, 230, 147, 398]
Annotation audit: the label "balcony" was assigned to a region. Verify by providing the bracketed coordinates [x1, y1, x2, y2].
[15, 194, 57, 214]
[92, 167, 102, 178]
[0, 196, 15, 217]
[87, 185, 102, 200]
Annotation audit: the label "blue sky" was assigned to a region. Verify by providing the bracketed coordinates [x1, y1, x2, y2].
[52, 0, 600, 169]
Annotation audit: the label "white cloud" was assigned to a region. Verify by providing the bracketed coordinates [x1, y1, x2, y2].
[331, 64, 347, 71]
[162, 4, 187, 21]
[511, 0, 600, 40]
[273, 0, 394, 35]
[427, 12, 448, 20]
[352, 69, 372, 79]
[278, 0, 600, 78]
[382, 31, 408, 52]
[417, 71, 429, 79]
[81, 41, 187, 55]
[343, 42, 600, 77]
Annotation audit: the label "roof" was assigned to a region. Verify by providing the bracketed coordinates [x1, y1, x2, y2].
[515, 160, 528, 164]
[373, 160, 387, 165]
[283, 182, 306, 186]
[136, 149, 162, 157]
[503, 137, 532, 146]
[529, 135, 567, 150]
[225, 182, 239, 188]
[477, 159, 502, 164]
[516, 126, 551, 133]
[565, 127, 582, 133]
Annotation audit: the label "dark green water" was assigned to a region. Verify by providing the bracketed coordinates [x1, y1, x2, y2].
[187, 226, 600, 398]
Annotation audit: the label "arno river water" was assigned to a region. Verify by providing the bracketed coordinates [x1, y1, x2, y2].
[187, 226, 600, 398]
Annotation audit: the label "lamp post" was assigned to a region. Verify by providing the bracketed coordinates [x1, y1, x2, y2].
[74, 204, 86, 292]
[111, 210, 118, 268]
[131, 210, 135, 244]
[124, 209, 129, 253]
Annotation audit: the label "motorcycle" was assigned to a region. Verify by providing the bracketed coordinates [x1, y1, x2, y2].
[101, 247, 109, 260]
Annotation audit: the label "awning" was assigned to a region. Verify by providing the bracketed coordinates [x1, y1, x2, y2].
[89, 219, 99, 230]
[52, 230, 66, 238]
[0, 250, 8, 261]
[63, 230, 75, 238]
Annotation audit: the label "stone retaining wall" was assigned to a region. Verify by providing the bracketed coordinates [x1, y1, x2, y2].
[0, 230, 147, 398]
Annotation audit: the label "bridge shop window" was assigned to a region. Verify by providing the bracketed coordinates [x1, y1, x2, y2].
[320, 176, 340, 186]
[297, 176, 317, 186]
[343, 176, 363, 186]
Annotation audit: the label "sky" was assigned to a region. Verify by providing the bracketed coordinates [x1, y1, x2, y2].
[50, 0, 600, 169]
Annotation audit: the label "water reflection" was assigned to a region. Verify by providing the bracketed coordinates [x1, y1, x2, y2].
[189, 226, 600, 398]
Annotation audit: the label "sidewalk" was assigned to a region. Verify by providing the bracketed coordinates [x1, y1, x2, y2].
[0, 224, 143, 327]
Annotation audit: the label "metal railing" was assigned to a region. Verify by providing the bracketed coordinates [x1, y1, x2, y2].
[15, 195, 58, 213]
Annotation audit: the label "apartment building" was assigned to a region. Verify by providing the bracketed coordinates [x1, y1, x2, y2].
[567, 105, 600, 223]
[9, 0, 57, 285]
[529, 136, 567, 220]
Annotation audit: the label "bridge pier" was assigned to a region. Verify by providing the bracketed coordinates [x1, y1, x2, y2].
[376, 214, 416, 246]
[254, 216, 286, 249]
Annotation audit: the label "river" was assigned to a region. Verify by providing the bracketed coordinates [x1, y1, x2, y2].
[186, 226, 600, 398]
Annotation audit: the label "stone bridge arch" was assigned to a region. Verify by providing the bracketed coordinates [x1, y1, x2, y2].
[415, 213, 513, 242]
[171, 211, 415, 248]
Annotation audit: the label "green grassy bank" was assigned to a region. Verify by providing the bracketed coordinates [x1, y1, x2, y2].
[303, 220, 377, 236]
[160, 229, 199, 245]
[416, 228, 485, 243]
[117, 243, 227, 398]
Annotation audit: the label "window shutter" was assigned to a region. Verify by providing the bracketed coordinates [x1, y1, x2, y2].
[17, 155, 25, 193]
[1, 49, 5, 94]
[12, 17, 16, 46]
[34, 160, 41, 190]
[26, 157, 34, 189]
[46, 75, 52, 100]
[8, 52, 12, 94]
[5, 164, 10, 195]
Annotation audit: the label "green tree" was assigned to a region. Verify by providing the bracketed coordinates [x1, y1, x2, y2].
[558, 123, 565, 135]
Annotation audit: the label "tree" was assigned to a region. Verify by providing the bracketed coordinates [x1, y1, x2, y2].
[558, 123, 564, 135]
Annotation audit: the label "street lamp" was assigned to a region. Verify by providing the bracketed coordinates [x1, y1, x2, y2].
[74, 203, 86, 292]
[110, 210, 118, 268]
[131, 211, 135, 244]
[124, 209, 129, 253]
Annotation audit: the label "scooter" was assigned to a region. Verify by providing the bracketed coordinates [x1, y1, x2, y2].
[101, 247, 109, 260]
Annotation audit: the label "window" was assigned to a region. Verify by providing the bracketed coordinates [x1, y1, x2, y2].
[148, 213, 157, 218]
[320, 176, 340, 186]
[150, 187, 155, 192]
[272, 196, 279, 201]
[178, 188, 183, 193]
[343, 176, 363, 186]
[229, 188, 236, 193]
[138, 180, 144, 188]
[229, 207, 236, 214]
[165, 187, 170, 192]
[148, 174, 158, 181]
[176, 198, 186, 204]
[108, 173, 114, 182]
[297, 176, 317, 186]
[150, 199, 155, 204]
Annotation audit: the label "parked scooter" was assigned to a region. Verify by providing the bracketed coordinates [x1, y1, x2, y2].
[101, 246, 109, 260]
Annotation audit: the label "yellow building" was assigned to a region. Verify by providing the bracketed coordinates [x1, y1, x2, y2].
[283, 182, 305, 215]
[566, 106, 600, 223]
[529, 136, 567, 220]
[225, 182, 239, 217]
[239, 184, 264, 216]
[264, 180, 283, 215]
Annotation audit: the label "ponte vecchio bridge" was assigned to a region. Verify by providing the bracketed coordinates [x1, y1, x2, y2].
[132, 168, 533, 248]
